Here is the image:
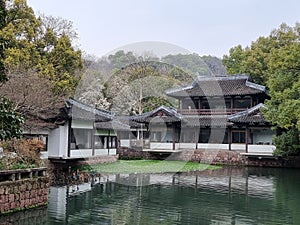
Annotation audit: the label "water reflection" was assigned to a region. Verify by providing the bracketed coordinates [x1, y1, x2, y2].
[1, 167, 300, 225]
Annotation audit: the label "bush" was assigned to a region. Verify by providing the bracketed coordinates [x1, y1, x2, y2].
[274, 128, 300, 157]
[0, 139, 44, 170]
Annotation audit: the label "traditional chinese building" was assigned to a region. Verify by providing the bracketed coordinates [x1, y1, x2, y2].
[121, 75, 275, 153]
[47, 98, 125, 159]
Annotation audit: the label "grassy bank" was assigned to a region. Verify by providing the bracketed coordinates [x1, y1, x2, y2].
[84, 160, 220, 174]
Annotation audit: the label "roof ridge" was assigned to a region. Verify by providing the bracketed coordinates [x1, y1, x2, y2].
[245, 80, 266, 92]
[228, 103, 266, 120]
[132, 105, 182, 121]
[196, 74, 249, 82]
[67, 98, 114, 119]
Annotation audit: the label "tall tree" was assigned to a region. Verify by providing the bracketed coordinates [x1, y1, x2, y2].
[223, 23, 300, 156]
[1, 0, 83, 95]
[0, 0, 7, 82]
[0, 0, 24, 140]
[0, 97, 24, 141]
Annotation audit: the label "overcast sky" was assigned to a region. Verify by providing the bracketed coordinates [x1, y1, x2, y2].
[27, 0, 300, 58]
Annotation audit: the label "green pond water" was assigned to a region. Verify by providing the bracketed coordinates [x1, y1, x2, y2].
[1, 167, 300, 224]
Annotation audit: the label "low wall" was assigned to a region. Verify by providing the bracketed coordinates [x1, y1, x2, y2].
[48, 155, 119, 185]
[0, 168, 49, 214]
[117, 147, 157, 160]
[117, 147, 287, 167]
[168, 150, 246, 165]
[78, 155, 118, 165]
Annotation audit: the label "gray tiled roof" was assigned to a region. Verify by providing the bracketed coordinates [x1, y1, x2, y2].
[166, 75, 266, 97]
[228, 103, 268, 124]
[132, 105, 182, 123]
[116, 116, 145, 129]
[65, 98, 114, 122]
[95, 119, 130, 131]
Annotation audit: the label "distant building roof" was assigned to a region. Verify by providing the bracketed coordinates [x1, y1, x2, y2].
[166, 75, 266, 98]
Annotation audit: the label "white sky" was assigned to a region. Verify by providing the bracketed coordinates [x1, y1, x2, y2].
[27, 0, 300, 58]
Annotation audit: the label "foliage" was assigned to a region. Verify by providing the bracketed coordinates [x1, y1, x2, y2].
[162, 53, 226, 76]
[85, 160, 220, 174]
[1, 0, 83, 95]
[273, 128, 300, 156]
[47, 33, 82, 94]
[106, 60, 191, 115]
[79, 51, 193, 114]
[79, 51, 225, 114]
[223, 23, 300, 85]
[141, 97, 173, 113]
[0, 0, 8, 82]
[201, 55, 227, 76]
[0, 70, 65, 118]
[0, 97, 24, 141]
[223, 23, 300, 156]
[0, 0, 80, 140]
[40, 13, 78, 41]
[0, 138, 43, 170]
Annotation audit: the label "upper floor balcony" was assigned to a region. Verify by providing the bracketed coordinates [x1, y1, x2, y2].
[177, 108, 247, 115]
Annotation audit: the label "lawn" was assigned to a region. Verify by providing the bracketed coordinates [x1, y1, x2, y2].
[85, 160, 221, 174]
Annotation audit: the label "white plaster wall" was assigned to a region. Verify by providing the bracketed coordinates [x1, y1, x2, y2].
[71, 120, 93, 129]
[95, 149, 116, 156]
[120, 139, 130, 147]
[173, 143, 276, 154]
[150, 142, 179, 150]
[70, 149, 93, 158]
[178, 143, 197, 149]
[252, 128, 274, 144]
[47, 127, 61, 158]
[23, 129, 50, 135]
[70, 148, 117, 158]
[247, 145, 276, 153]
[48, 123, 69, 158]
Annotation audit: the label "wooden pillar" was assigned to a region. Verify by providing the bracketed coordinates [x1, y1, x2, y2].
[116, 135, 119, 149]
[91, 124, 95, 156]
[172, 124, 176, 151]
[67, 120, 71, 157]
[195, 129, 198, 150]
[228, 127, 232, 151]
[231, 96, 234, 114]
[245, 127, 249, 153]
[108, 130, 110, 155]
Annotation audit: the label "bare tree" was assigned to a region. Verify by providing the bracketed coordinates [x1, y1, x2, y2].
[40, 14, 78, 41]
[0, 69, 65, 129]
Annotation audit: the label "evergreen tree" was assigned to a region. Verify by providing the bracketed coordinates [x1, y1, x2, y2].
[223, 23, 300, 156]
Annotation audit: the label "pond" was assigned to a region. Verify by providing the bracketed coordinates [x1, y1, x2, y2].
[1, 167, 300, 224]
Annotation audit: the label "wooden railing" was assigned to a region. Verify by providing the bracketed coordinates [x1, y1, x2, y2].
[177, 108, 247, 115]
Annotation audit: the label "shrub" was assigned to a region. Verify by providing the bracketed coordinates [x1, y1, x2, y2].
[274, 128, 300, 157]
[0, 139, 44, 170]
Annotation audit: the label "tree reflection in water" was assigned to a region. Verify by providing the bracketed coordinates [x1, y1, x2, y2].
[1, 167, 299, 225]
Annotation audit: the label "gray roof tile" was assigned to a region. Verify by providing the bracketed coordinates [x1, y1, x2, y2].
[166, 75, 266, 97]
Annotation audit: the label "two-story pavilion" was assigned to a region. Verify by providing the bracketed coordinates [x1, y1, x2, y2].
[122, 75, 275, 153]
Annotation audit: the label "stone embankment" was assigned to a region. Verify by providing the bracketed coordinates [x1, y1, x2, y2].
[0, 167, 49, 214]
[118, 147, 287, 167]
